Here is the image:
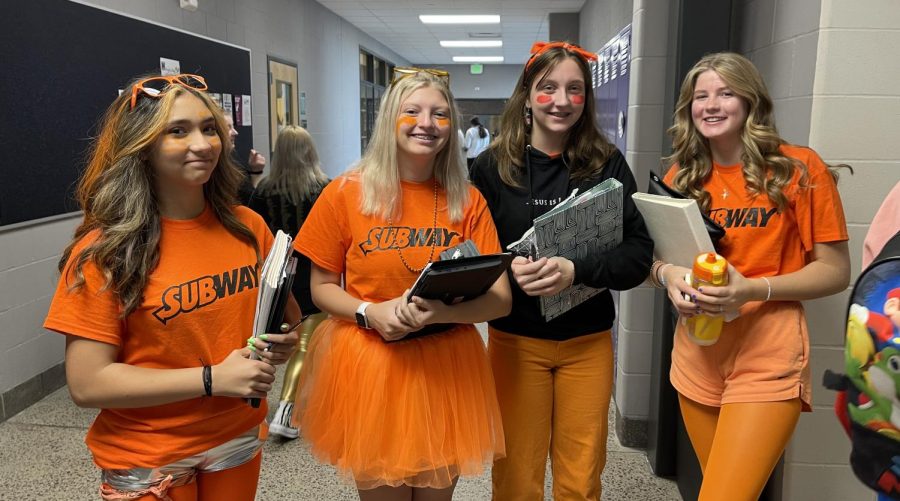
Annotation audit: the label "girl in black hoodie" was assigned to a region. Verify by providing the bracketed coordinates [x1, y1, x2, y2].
[469, 42, 653, 500]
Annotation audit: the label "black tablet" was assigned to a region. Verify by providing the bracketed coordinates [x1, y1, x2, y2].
[407, 253, 513, 304]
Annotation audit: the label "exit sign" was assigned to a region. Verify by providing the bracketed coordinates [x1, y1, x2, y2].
[470, 64, 484, 75]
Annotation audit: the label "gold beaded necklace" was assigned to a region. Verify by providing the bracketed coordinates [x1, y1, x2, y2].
[387, 178, 439, 273]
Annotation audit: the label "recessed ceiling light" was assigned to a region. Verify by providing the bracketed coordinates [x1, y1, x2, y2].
[453, 56, 505, 63]
[419, 15, 500, 24]
[440, 40, 503, 48]
[468, 32, 502, 39]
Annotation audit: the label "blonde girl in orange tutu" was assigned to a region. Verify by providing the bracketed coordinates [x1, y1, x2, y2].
[292, 68, 511, 501]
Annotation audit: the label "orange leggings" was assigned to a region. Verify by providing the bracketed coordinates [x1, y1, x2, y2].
[678, 393, 801, 501]
[132, 452, 262, 501]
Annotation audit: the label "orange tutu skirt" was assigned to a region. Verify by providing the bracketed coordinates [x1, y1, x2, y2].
[292, 319, 505, 489]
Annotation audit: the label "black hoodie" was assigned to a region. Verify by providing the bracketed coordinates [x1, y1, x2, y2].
[469, 147, 653, 340]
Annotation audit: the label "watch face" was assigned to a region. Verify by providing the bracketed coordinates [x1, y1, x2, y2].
[355, 311, 368, 329]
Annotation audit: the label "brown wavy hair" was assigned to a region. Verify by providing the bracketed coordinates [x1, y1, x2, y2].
[59, 76, 259, 317]
[491, 43, 615, 187]
[666, 52, 843, 212]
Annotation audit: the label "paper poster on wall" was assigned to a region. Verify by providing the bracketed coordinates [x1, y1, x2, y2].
[222, 93, 233, 119]
[300, 92, 307, 115]
[209, 92, 223, 109]
[233, 94, 242, 125]
[159, 57, 181, 76]
[241, 95, 252, 126]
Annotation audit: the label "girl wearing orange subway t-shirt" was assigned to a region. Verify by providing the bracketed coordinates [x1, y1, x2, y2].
[44, 75, 299, 501]
[292, 69, 510, 501]
[651, 53, 850, 501]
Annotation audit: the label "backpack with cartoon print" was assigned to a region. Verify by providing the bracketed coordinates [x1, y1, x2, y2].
[824, 231, 900, 499]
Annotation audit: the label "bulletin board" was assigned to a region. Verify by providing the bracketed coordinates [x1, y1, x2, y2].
[0, 0, 253, 228]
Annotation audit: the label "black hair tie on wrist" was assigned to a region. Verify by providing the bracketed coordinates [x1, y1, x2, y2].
[202, 365, 213, 397]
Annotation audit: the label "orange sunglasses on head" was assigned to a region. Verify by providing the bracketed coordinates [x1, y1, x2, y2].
[390, 67, 450, 87]
[525, 41, 598, 70]
[130, 74, 208, 109]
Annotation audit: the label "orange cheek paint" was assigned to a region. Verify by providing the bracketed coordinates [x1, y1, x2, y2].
[571, 95, 585, 105]
[535, 94, 553, 104]
[435, 117, 450, 127]
[397, 116, 417, 130]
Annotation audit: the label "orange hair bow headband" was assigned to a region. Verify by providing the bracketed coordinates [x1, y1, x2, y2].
[525, 41, 597, 70]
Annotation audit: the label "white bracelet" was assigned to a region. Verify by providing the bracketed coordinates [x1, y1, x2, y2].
[761, 276, 772, 301]
[658, 263, 673, 288]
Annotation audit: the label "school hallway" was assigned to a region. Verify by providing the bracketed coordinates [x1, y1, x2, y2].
[0, 327, 681, 500]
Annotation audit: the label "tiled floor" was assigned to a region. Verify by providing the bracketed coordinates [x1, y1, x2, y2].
[0, 328, 682, 500]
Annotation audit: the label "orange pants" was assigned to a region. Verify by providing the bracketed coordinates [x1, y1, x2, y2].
[489, 328, 613, 501]
[679, 393, 801, 501]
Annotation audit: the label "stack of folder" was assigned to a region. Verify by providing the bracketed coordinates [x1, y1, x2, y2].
[248, 230, 297, 407]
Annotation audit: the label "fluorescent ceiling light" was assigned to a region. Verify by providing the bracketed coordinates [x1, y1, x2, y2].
[419, 15, 500, 24]
[453, 56, 504, 63]
[440, 40, 503, 48]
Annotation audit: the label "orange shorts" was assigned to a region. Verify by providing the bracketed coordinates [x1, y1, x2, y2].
[670, 301, 811, 411]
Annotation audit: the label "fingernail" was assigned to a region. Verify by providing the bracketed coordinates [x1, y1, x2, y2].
[698, 287, 704, 293]
[260, 334, 269, 341]
[248, 344, 257, 352]
[691, 294, 697, 302]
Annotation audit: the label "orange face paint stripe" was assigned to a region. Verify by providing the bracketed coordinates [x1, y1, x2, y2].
[535, 94, 553, 104]
[571, 95, 585, 105]
[397, 116, 418, 130]
[435, 117, 450, 127]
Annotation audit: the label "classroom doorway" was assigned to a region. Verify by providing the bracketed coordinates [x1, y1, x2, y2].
[268, 57, 300, 157]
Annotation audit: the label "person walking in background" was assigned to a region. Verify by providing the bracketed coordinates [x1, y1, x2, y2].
[224, 113, 267, 204]
[464, 116, 491, 169]
[43, 74, 299, 500]
[247, 125, 330, 440]
[652, 52, 850, 500]
[469, 41, 653, 500]
[291, 68, 511, 501]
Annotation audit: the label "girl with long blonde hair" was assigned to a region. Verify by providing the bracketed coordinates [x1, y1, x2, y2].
[652, 52, 851, 500]
[292, 69, 511, 501]
[248, 125, 330, 440]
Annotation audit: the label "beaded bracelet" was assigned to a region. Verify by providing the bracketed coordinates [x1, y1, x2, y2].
[202, 365, 213, 397]
[761, 276, 772, 302]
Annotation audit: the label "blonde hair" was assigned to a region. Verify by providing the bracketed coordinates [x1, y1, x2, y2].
[355, 72, 469, 222]
[256, 126, 328, 205]
[492, 44, 615, 187]
[59, 76, 258, 317]
[666, 52, 811, 212]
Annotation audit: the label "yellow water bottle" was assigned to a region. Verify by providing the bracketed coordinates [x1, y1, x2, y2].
[687, 252, 729, 345]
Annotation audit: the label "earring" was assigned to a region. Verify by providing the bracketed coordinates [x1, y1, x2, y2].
[524, 106, 532, 126]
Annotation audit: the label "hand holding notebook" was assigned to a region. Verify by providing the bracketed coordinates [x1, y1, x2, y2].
[247, 230, 297, 407]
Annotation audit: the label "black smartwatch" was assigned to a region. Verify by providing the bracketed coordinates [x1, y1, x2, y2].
[355, 302, 372, 329]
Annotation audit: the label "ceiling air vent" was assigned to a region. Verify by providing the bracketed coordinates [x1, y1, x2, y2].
[468, 32, 502, 39]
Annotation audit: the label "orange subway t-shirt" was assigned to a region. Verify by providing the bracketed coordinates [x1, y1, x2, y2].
[664, 144, 848, 278]
[294, 174, 501, 303]
[44, 205, 273, 469]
